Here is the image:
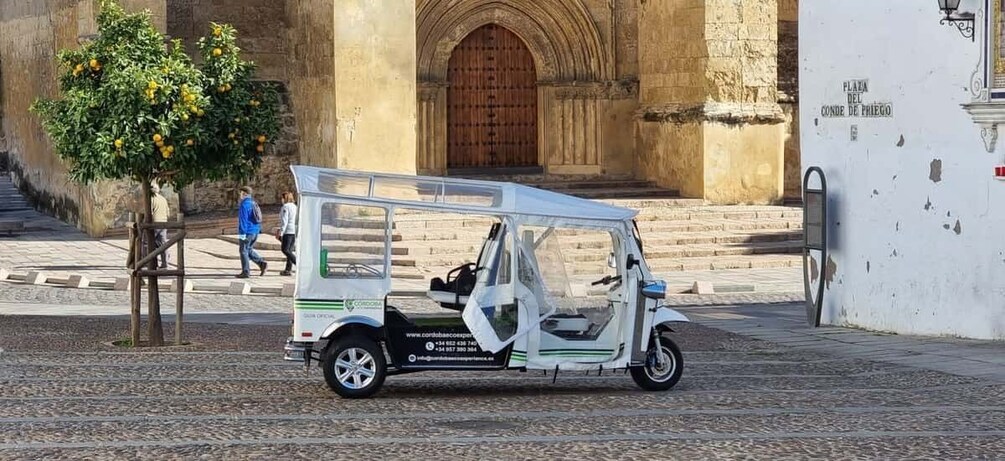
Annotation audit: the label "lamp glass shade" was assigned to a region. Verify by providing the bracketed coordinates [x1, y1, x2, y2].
[939, 0, 962, 12]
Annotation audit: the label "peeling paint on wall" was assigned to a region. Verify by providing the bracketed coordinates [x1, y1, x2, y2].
[896, 135, 904, 147]
[954, 220, 962, 235]
[824, 255, 837, 289]
[924, 197, 932, 211]
[929, 159, 942, 183]
[866, 261, 870, 273]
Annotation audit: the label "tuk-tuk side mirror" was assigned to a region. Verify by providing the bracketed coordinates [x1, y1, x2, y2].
[627, 254, 639, 271]
[642, 280, 667, 299]
[607, 252, 617, 269]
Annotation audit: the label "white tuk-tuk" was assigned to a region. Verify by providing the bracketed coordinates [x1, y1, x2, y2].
[284, 166, 689, 398]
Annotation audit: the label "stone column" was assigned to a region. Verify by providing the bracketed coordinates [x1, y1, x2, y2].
[287, 0, 417, 175]
[637, 0, 784, 204]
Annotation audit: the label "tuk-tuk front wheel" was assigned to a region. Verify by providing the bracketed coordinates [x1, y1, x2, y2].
[630, 335, 683, 391]
[322, 334, 387, 398]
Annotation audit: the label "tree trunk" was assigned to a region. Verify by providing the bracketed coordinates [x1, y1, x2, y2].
[142, 180, 165, 346]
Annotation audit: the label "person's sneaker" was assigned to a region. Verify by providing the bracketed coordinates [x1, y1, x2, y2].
[235, 272, 250, 279]
[280, 270, 291, 276]
[259, 262, 268, 276]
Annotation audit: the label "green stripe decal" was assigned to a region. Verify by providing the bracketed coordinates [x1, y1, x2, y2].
[539, 349, 614, 353]
[294, 300, 345, 310]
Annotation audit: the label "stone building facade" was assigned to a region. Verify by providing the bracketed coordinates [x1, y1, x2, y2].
[0, 0, 799, 236]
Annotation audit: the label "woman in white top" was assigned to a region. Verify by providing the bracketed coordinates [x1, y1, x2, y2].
[277, 191, 298, 276]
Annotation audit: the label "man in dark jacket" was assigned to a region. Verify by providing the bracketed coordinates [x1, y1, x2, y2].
[236, 186, 267, 278]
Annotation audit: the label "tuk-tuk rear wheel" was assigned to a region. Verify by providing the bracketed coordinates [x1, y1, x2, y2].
[322, 334, 387, 398]
[630, 335, 683, 391]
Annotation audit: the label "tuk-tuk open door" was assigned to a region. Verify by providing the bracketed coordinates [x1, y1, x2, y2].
[462, 223, 559, 353]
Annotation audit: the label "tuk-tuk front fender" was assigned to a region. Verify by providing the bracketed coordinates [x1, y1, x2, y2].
[321, 316, 384, 340]
[654, 306, 689, 331]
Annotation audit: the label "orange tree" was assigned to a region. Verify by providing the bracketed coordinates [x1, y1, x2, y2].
[31, 0, 279, 346]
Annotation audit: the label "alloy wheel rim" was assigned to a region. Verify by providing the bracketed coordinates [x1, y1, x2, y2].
[333, 347, 376, 390]
[645, 345, 677, 383]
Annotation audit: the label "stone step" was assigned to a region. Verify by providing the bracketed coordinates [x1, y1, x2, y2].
[565, 229, 802, 249]
[566, 241, 802, 263]
[393, 219, 803, 241]
[560, 187, 681, 200]
[197, 248, 420, 270]
[405, 243, 802, 270]
[217, 234, 408, 255]
[526, 180, 657, 191]
[569, 254, 803, 274]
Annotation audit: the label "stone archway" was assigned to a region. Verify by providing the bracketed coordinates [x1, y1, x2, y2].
[415, 0, 616, 176]
[446, 24, 538, 170]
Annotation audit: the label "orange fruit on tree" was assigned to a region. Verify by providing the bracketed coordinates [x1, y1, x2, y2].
[186, 139, 194, 146]
[114, 139, 123, 149]
[256, 145, 264, 153]
[213, 27, 222, 37]
[89, 59, 99, 69]
[257, 135, 266, 143]
[212, 48, 222, 57]
[152, 134, 163, 142]
[155, 140, 165, 148]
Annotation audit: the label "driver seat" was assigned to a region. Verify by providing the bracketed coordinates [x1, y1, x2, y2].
[427, 263, 477, 311]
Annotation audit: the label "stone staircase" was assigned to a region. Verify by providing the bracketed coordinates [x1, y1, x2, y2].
[0, 173, 43, 234]
[216, 201, 804, 278]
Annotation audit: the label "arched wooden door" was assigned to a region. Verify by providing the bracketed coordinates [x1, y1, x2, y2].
[447, 24, 538, 170]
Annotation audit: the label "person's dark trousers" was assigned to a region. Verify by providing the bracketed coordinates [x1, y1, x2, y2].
[281, 234, 297, 272]
[154, 228, 169, 268]
[239, 233, 266, 274]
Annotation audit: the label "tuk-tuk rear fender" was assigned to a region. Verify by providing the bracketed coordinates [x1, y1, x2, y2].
[654, 306, 690, 332]
[321, 316, 385, 342]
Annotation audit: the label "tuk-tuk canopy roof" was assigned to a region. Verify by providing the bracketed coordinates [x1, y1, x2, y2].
[291, 166, 638, 222]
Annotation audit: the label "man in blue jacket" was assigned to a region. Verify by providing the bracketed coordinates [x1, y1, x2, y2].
[236, 186, 268, 278]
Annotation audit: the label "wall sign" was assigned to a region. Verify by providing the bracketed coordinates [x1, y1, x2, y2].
[821, 79, 893, 118]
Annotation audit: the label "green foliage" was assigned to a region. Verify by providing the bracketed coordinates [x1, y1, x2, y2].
[30, 0, 280, 189]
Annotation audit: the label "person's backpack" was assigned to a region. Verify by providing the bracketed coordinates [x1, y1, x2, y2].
[250, 201, 262, 225]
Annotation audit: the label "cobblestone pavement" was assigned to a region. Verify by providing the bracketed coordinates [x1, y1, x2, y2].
[1, 309, 1003, 459]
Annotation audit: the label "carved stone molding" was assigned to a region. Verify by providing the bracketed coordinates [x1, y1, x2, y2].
[418, 82, 447, 102]
[637, 102, 785, 125]
[548, 80, 639, 100]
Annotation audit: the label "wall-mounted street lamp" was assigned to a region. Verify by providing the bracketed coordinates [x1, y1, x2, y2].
[939, 0, 976, 41]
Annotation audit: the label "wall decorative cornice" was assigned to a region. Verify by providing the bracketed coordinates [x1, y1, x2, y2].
[544, 80, 639, 100]
[637, 102, 785, 125]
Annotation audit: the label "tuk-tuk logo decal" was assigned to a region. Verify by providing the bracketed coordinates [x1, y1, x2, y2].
[346, 300, 383, 312]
